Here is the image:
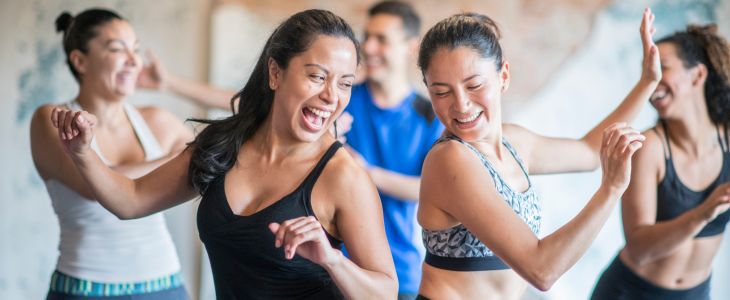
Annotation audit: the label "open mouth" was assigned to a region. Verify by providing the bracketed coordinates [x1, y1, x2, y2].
[454, 111, 483, 129]
[650, 89, 668, 103]
[301, 106, 332, 131]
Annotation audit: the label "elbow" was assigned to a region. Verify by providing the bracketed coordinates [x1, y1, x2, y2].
[114, 211, 137, 220]
[526, 268, 559, 292]
[624, 245, 651, 267]
[110, 207, 142, 220]
[381, 274, 398, 299]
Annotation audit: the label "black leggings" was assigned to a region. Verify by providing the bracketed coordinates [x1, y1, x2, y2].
[591, 255, 711, 300]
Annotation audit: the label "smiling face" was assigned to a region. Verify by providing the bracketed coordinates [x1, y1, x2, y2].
[423, 46, 508, 142]
[269, 35, 358, 143]
[73, 19, 141, 99]
[650, 42, 705, 119]
[362, 14, 414, 83]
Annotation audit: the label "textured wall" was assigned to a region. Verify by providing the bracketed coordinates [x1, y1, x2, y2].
[0, 0, 210, 299]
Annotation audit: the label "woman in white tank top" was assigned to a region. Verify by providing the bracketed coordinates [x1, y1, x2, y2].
[29, 8, 193, 300]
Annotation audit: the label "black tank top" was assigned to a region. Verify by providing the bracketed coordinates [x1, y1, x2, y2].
[655, 121, 730, 237]
[197, 142, 344, 299]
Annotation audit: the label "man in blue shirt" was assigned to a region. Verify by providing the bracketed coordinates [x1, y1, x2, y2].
[344, 2, 444, 298]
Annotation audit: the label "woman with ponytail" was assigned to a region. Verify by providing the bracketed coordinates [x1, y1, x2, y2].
[591, 23, 730, 300]
[31, 8, 192, 300]
[414, 9, 659, 299]
[49, 9, 397, 299]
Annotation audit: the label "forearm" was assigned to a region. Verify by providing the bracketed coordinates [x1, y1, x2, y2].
[167, 74, 237, 110]
[584, 78, 658, 152]
[322, 249, 398, 300]
[72, 152, 143, 219]
[625, 211, 707, 265]
[530, 186, 621, 289]
[368, 167, 420, 201]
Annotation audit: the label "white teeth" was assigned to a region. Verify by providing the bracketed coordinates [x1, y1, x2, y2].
[307, 107, 332, 119]
[457, 112, 481, 123]
[651, 90, 667, 102]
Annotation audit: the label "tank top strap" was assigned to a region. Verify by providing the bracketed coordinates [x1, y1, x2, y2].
[301, 141, 343, 193]
[501, 138, 531, 185]
[123, 103, 165, 160]
[719, 123, 730, 154]
[659, 120, 674, 160]
[725, 124, 729, 152]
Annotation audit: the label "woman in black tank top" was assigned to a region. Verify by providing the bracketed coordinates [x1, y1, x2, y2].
[49, 9, 397, 300]
[592, 24, 730, 300]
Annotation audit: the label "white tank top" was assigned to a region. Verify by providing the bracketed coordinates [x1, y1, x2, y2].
[45, 101, 181, 282]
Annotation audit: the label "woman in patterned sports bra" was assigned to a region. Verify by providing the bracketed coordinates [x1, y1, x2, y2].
[415, 9, 659, 299]
[592, 23, 730, 300]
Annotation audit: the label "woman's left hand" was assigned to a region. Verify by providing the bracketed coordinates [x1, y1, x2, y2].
[269, 216, 340, 266]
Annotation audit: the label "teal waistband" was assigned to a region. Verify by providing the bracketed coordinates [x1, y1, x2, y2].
[49, 270, 183, 296]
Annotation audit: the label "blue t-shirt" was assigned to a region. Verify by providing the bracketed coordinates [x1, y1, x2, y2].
[344, 82, 444, 294]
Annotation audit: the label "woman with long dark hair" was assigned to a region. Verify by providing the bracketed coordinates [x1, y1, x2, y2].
[414, 9, 659, 299]
[30, 8, 192, 300]
[49, 9, 397, 299]
[591, 23, 730, 300]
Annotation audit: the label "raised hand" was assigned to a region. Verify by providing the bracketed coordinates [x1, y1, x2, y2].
[269, 216, 340, 266]
[51, 107, 97, 158]
[695, 183, 730, 222]
[137, 50, 168, 90]
[600, 123, 645, 193]
[640, 7, 661, 83]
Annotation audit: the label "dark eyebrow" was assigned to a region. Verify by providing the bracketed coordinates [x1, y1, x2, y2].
[105, 39, 140, 47]
[304, 63, 355, 79]
[429, 74, 482, 87]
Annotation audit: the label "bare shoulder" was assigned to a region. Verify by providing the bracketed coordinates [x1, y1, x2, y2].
[31, 104, 58, 128]
[633, 128, 665, 174]
[424, 138, 478, 171]
[319, 147, 375, 198]
[637, 128, 664, 162]
[30, 104, 62, 146]
[30, 104, 66, 179]
[421, 139, 486, 204]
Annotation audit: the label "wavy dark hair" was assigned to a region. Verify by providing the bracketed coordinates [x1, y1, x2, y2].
[657, 24, 730, 125]
[187, 9, 361, 195]
[55, 9, 123, 82]
[418, 12, 503, 76]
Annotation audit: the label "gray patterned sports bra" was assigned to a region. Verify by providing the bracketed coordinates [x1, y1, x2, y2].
[422, 136, 541, 271]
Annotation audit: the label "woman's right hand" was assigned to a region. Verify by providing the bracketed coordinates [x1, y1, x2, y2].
[640, 7, 661, 83]
[51, 107, 97, 158]
[695, 183, 730, 222]
[599, 123, 645, 193]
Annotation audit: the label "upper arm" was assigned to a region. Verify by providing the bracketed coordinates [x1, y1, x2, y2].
[131, 148, 198, 217]
[621, 130, 663, 242]
[324, 152, 396, 278]
[503, 123, 599, 175]
[420, 141, 541, 273]
[30, 104, 94, 198]
[138, 106, 194, 153]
